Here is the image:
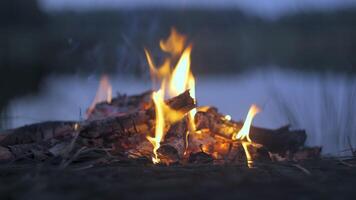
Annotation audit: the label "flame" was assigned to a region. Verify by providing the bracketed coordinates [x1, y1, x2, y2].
[242, 142, 253, 168]
[86, 75, 112, 118]
[187, 73, 197, 131]
[232, 104, 261, 168]
[159, 27, 187, 56]
[146, 89, 165, 164]
[168, 46, 192, 96]
[144, 49, 171, 82]
[145, 28, 197, 163]
[232, 104, 261, 142]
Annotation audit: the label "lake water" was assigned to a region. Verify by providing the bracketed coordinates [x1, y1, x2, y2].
[6, 68, 356, 155]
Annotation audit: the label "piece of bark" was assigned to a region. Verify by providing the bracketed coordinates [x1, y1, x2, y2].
[195, 107, 307, 154]
[88, 90, 153, 120]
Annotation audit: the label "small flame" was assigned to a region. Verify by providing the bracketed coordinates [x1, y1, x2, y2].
[232, 104, 261, 168]
[144, 49, 171, 83]
[159, 27, 187, 56]
[86, 75, 112, 118]
[233, 104, 261, 142]
[146, 89, 165, 164]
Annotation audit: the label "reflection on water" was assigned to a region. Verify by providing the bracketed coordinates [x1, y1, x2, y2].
[5, 69, 356, 155]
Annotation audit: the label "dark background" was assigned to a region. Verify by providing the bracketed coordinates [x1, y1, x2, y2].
[1, 0, 356, 124]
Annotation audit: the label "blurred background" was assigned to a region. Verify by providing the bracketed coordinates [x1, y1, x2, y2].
[1, 0, 356, 155]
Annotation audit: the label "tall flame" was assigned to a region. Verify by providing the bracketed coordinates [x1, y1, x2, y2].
[145, 28, 197, 163]
[168, 46, 192, 97]
[86, 75, 112, 118]
[146, 89, 165, 164]
[187, 73, 197, 132]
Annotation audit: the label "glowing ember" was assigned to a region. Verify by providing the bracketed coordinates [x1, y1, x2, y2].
[86, 75, 112, 118]
[224, 115, 232, 121]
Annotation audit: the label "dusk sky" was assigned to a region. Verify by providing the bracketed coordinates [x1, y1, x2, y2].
[39, 0, 356, 18]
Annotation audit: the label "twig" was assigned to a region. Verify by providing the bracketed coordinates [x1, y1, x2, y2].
[338, 159, 356, 168]
[347, 136, 356, 157]
[292, 164, 311, 175]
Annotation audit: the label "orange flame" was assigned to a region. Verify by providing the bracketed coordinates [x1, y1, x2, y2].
[159, 28, 186, 56]
[168, 45, 192, 96]
[146, 89, 165, 164]
[232, 104, 261, 142]
[232, 104, 261, 168]
[86, 75, 112, 118]
[145, 28, 197, 163]
[146, 86, 186, 164]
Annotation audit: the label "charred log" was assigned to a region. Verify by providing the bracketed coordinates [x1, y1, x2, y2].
[0, 121, 77, 146]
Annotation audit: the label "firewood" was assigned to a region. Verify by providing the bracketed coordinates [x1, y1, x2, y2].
[0, 90, 195, 161]
[88, 90, 153, 120]
[80, 90, 195, 141]
[188, 152, 213, 164]
[0, 121, 77, 146]
[195, 107, 306, 154]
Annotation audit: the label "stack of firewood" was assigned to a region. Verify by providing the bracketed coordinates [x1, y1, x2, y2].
[0, 90, 320, 167]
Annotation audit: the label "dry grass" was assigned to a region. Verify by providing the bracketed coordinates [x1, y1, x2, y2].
[271, 75, 356, 156]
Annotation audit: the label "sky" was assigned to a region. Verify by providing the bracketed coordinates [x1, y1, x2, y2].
[39, 0, 356, 19]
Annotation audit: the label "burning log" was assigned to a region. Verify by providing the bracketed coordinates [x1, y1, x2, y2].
[195, 107, 307, 155]
[0, 90, 195, 162]
[80, 90, 195, 139]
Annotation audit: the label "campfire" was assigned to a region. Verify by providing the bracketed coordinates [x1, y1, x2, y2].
[0, 28, 320, 167]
